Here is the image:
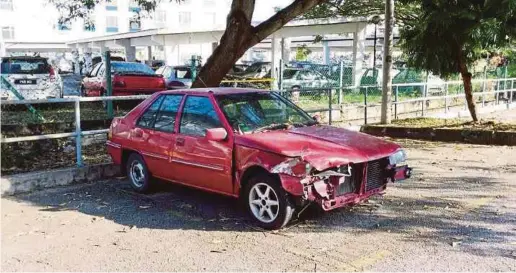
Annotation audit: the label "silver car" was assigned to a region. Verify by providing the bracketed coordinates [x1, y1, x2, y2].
[1, 56, 63, 100]
[279, 68, 336, 90]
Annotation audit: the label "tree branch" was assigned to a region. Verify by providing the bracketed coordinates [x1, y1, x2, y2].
[251, 0, 326, 43]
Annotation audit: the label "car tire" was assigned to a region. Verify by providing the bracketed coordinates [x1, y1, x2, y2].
[243, 173, 295, 230]
[126, 153, 152, 193]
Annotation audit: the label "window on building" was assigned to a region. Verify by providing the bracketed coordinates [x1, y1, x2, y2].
[128, 0, 141, 12]
[1, 26, 14, 40]
[106, 0, 117, 11]
[178, 12, 191, 28]
[58, 21, 72, 31]
[129, 17, 141, 32]
[154, 10, 167, 28]
[106, 16, 118, 32]
[84, 20, 96, 32]
[204, 12, 216, 26]
[0, 0, 13, 10]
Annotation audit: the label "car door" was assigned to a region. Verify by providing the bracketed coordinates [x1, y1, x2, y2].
[131, 94, 184, 179]
[171, 95, 234, 195]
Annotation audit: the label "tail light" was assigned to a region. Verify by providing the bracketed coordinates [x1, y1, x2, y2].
[159, 78, 166, 89]
[113, 77, 126, 87]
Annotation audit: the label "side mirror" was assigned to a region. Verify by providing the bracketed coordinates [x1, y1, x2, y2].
[206, 128, 227, 141]
[312, 114, 322, 123]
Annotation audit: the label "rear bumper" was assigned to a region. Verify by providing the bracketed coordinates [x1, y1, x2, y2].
[106, 141, 122, 165]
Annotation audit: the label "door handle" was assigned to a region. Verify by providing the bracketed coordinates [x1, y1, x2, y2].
[176, 137, 185, 146]
[133, 128, 143, 138]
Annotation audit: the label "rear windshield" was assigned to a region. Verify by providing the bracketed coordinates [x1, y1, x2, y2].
[111, 62, 155, 75]
[1, 58, 51, 74]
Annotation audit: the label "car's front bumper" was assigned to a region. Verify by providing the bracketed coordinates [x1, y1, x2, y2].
[279, 163, 412, 211]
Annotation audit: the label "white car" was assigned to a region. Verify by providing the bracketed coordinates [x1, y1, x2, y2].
[1, 56, 63, 100]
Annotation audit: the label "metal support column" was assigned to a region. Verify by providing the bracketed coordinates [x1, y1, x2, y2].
[75, 98, 83, 167]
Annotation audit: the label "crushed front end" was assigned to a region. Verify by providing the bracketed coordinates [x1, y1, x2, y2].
[275, 151, 412, 211]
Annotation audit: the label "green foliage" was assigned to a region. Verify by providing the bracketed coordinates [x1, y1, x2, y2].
[399, 0, 516, 78]
[302, 0, 420, 26]
[295, 45, 312, 61]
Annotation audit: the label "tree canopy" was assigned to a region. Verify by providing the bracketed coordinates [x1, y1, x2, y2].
[399, 0, 516, 121]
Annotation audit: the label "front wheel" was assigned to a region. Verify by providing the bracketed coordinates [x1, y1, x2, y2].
[244, 173, 295, 230]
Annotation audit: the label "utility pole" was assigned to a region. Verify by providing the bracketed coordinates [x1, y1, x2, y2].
[381, 0, 394, 124]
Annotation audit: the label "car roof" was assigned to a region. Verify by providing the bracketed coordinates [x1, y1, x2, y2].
[159, 87, 270, 96]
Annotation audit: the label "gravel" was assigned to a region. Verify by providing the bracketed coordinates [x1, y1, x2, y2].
[2, 139, 515, 271]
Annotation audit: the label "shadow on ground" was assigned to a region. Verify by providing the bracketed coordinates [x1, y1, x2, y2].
[7, 167, 515, 260]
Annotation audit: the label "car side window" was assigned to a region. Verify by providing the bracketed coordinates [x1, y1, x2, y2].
[97, 63, 105, 77]
[137, 96, 165, 128]
[153, 95, 183, 132]
[90, 63, 101, 76]
[179, 96, 222, 137]
[155, 66, 165, 75]
[163, 67, 173, 79]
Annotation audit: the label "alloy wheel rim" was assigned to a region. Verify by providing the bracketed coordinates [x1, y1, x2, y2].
[130, 161, 145, 187]
[249, 183, 280, 223]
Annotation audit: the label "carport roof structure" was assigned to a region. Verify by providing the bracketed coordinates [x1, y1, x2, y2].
[66, 17, 369, 48]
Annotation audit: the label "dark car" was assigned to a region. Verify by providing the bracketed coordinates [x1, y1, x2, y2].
[106, 88, 412, 229]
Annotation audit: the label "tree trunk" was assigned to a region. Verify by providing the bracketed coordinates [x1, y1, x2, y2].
[380, 0, 394, 124]
[191, 0, 325, 88]
[458, 58, 478, 122]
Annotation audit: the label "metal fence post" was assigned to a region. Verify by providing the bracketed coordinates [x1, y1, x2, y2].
[482, 67, 486, 107]
[444, 82, 448, 114]
[105, 51, 113, 118]
[75, 98, 83, 167]
[422, 72, 429, 117]
[394, 85, 398, 120]
[364, 87, 368, 124]
[338, 61, 344, 104]
[328, 89, 332, 125]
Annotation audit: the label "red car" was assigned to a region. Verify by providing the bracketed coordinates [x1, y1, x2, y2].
[81, 61, 165, 97]
[106, 88, 411, 229]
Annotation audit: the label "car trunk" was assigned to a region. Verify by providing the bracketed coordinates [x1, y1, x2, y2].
[113, 74, 165, 90]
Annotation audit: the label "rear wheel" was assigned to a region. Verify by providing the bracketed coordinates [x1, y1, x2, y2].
[244, 173, 295, 230]
[126, 153, 152, 193]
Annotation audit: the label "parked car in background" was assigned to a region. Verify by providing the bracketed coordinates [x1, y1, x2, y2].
[149, 60, 165, 71]
[393, 69, 446, 96]
[81, 61, 165, 97]
[272, 68, 336, 90]
[92, 56, 125, 67]
[1, 56, 63, 100]
[106, 88, 412, 229]
[156, 65, 199, 89]
[234, 61, 272, 78]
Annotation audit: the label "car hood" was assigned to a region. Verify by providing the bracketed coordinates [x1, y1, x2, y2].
[235, 125, 401, 171]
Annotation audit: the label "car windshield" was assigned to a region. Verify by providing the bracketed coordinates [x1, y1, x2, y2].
[216, 92, 316, 133]
[174, 68, 191, 79]
[283, 69, 298, 79]
[111, 62, 154, 75]
[1, 58, 51, 74]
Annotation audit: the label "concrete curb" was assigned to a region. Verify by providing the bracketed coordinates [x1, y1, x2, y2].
[360, 125, 516, 146]
[1, 163, 121, 196]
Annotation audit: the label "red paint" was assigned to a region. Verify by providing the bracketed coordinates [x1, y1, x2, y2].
[107, 88, 411, 211]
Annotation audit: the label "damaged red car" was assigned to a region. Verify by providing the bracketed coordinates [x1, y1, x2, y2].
[106, 88, 412, 229]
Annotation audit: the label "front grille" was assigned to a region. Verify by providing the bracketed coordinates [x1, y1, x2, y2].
[366, 158, 389, 191]
[335, 163, 363, 196]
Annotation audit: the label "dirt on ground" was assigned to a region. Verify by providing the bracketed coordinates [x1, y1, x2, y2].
[2, 139, 515, 271]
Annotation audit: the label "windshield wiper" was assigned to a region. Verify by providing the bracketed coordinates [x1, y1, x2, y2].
[252, 123, 289, 133]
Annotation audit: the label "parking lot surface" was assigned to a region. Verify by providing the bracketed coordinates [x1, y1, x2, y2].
[2, 139, 516, 271]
